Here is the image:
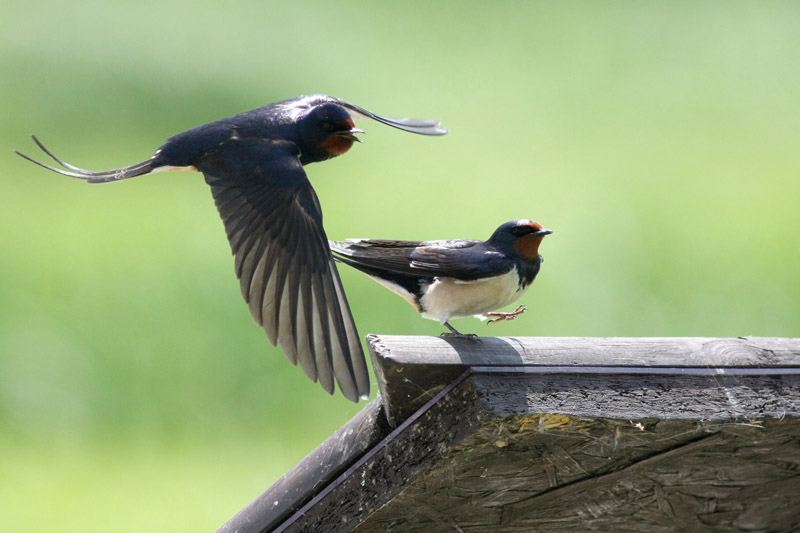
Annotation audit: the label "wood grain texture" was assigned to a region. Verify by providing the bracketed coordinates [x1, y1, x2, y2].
[369, 335, 800, 368]
[278, 372, 481, 532]
[353, 373, 800, 532]
[219, 336, 800, 532]
[368, 335, 800, 425]
[471, 373, 800, 420]
[217, 399, 390, 533]
[355, 414, 800, 532]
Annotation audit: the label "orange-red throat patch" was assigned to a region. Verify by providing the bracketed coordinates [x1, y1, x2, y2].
[320, 118, 358, 157]
[513, 221, 546, 259]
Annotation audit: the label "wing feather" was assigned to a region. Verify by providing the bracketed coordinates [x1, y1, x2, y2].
[202, 139, 368, 401]
[330, 238, 510, 281]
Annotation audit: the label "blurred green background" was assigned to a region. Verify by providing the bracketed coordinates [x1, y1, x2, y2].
[2, 1, 799, 530]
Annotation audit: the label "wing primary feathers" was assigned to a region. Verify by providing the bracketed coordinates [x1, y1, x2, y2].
[289, 211, 333, 392]
[310, 257, 335, 388]
[318, 255, 358, 397]
[17, 98, 447, 402]
[310, 280, 334, 395]
[276, 264, 300, 376]
[285, 236, 303, 354]
[292, 272, 314, 379]
[268, 220, 295, 345]
[260, 249, 283, 345]
[242, 231, 272, 302]
[310, 270, 331, 356]
[202, 139, 369, 401]
[286, 207, 305, 352]
[248, 239, 272, 328]
[299, 262, 316, 362]
[210, 183, 242, 201]
[257, 204, 293, 347]
[229, 212, 262, 262]
[330, 258, 370, 399]
[298, 224, 323, 359]
[217, 193, 250, 222]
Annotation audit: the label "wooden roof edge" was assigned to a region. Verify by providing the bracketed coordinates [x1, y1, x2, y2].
[216, 399, 390, 533]
[367, 335, 800, 368]
[216, 336, 800, 529]
[367, 335, 800, 425]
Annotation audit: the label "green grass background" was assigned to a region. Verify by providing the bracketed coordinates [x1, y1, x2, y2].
[2, 1, 799, 530]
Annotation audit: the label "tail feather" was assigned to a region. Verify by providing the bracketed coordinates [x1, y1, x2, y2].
[329, 241, 374, 274]
[14, 135, 156, 183]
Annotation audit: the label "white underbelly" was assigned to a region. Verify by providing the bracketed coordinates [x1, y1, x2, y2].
[419, 269, 526, 323]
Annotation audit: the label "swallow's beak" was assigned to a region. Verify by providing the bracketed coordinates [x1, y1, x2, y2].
[337, 127, 365, 143]
[533, 229, 553, 237]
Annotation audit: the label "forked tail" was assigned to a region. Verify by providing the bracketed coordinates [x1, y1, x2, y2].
[14, 135, 157, 183]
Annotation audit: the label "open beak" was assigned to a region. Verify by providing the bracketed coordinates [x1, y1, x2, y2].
[337, 127, 365, 143]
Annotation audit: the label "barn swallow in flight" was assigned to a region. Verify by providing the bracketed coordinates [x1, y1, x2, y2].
[15, 94, 447, 402]
[330, 220, 552, 338]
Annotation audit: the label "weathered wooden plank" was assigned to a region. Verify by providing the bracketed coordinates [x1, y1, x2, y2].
[355, 390, 800, 532]
[216, 399, 390, 533]
[265, 369, 800, 531]
[368, 336, 800, 425]
[277, 371, 480, 532]
[497, 421, 800, 531]
[470, 372, 800, 420]
[369, 335, 800, 367]
[220, 336, 800, 532]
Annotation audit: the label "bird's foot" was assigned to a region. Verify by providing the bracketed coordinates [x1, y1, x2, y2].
[440, 321, 481, 342]
[485, 305, 527, 324]
[440, 331, 481, 342]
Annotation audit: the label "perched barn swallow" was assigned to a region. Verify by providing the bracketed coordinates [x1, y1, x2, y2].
[15, 94, 448, 402]
[330, 220, 552, 338]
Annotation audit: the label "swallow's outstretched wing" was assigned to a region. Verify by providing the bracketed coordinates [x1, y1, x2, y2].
[202, 139, 369, 401]
[13, 92, 449, 403]
[17, 134, 370, 402]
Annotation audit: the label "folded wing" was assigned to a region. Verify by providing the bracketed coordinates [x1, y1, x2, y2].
[330, 238, 511, 282]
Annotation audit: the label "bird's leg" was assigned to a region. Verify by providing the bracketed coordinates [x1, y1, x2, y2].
[440, 321, 480, 341]
[485, 305, 527, 324]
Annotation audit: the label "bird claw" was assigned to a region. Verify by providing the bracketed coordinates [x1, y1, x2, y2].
[485, 305, 527, 324]
[440, 321, 480, 341]
[440, 332, 481, 342]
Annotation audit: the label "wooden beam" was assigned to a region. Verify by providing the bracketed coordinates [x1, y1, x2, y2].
[218, 336, 800, 532]
[368, 336, 799, 425]
[217, 399, 390, 533]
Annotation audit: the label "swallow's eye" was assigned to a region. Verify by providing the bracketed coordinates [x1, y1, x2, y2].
[321, 121, 335, 132]
[511, 226, 528, 236]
